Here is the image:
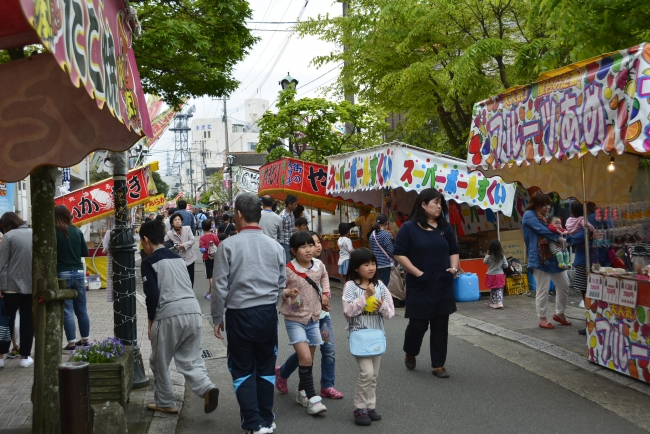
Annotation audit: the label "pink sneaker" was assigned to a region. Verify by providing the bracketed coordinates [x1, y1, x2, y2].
[320, 387, 343, 399]
[275, 366, 288, 394]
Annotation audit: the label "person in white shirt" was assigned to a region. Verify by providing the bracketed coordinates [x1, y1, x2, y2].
[338, 223, 354, 281]
[259, 195, 283, 243]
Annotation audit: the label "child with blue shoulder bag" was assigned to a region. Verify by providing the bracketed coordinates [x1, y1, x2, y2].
[343, 248, 394, 426]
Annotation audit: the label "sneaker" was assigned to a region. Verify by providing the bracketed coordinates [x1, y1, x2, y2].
[75, 341, 90, 347]
[489, 303, 498, 309]
[275, 366, 288, 394]
[295, 390, 308, 407]
[20, 357, 34, 368]
[6, 347, 20, 359]
[354, 408, 372, 426]
[206, 294, 211, 300]
[320, 387, 343, 399]
[244, 427, 272, 434]
[63, 343, 76, 352]
[577, 328, 587, 336]
[146, 403, 178, 414]
[203, 292, 209, 298]
[368, 409, 382, 421]
[496, 302, 504, 309]
[432, 367, 449, 378]
[307, 395, 327, 415]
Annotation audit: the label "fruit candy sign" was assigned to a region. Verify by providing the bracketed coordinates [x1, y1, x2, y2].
[328, 143, 517, 216]
[54, 166, 154, 226]
[18, 0, 152, 137]
[468, 44, 650, 170]
[586, 292, 650, 383]
[619, 280, 638, 308]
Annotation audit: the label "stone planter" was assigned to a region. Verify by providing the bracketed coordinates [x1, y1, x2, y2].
[70, 345, 134, 408]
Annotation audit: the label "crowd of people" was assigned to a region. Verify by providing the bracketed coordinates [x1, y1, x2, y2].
[0, 188, 601, 433]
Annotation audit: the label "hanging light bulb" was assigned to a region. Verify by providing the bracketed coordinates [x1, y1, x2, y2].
[607, 156, 615, 172]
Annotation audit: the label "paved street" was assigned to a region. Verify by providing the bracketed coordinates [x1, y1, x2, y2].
[180, 259, 650, 434]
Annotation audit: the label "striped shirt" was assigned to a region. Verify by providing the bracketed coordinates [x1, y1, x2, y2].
[279, 209, 295, 245]
[342, 280, 394, 333]
[369, 230, 394, 268]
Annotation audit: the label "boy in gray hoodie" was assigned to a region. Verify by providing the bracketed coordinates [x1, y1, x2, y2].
[140, 219, 219, 415]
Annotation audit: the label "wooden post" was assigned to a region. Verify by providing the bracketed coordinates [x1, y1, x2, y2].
[30, 166, 62, 434]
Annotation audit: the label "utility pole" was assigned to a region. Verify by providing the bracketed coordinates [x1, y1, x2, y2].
[201, 140, 206, 189]
[189, 145, 194, 201]
[342, 2, 355, 135]
[223, 96, 230, 155]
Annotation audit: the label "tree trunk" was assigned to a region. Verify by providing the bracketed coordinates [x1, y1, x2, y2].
[30, 166, 61, 434]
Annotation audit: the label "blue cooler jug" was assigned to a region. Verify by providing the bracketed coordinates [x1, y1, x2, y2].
[454, 273, 480, 302]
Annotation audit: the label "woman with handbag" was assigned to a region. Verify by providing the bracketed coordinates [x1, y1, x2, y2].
[343, 248, 394, 426]
[165, 213, 197, 287]
[394, 188, 459, 378]
[0, 212, 34, 368]
[369, 214, 394, 287]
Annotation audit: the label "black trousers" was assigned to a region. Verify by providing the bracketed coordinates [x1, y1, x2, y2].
[226, 304, 278, 431]
[2, 294, 34, 357]
[403, 315, 449, 369]
[187, 262, 195, 288]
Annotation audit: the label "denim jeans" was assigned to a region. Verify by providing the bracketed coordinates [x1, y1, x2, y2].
[280, 316, 336, 388]
[280, 243, 291, 264]
[59, 270, 90, 342]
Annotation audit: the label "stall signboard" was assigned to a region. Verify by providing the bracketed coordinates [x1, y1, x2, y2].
[602, 277, 620, 304]
[18, 0, 152, 137]
[619, 280, 638, 308]
[0, 183, 15, 215]
[144, 194, 166, 212]
[586, 281, 650, 383]
[327, 143, 517, 216]
[587, 274, 604, 300]
[468, 44, 650, 171]
[259, 158, 339, 212]
[55, 166, 155, 226]
[234, 166, 260, 193]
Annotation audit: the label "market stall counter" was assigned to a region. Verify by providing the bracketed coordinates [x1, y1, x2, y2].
[320, 234, 363, 279]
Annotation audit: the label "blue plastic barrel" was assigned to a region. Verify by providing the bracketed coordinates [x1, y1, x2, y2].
[526, 269, 555, 293]
[454, 273, 480, 302]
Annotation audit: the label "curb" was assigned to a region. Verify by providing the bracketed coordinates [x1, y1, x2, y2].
[450, 312, 650, 398]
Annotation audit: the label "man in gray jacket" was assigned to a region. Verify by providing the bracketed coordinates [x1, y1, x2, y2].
[212, 192, 286, 434]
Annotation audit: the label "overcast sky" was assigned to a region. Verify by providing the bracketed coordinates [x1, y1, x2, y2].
[145, 0, 342, 165]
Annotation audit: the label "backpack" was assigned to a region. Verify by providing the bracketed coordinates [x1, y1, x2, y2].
[504, 257, 523, 277]
[208, 240, 218, 259]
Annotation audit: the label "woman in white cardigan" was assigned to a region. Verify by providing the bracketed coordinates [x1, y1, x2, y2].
[165, 212, 197, 287]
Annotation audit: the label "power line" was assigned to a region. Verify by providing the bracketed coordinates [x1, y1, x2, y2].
[296, 64, 342, 90]
[249, 21, 298, 24]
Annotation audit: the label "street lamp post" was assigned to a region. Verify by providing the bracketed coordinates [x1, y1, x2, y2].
[226, 154, 235, 206]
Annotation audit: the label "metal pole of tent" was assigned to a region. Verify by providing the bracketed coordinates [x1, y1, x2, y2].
[581, 157, 590, 275]
[497, 212, 501, 241]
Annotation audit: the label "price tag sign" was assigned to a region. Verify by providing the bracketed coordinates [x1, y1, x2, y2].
[587, 274, 603, 300]
[602, 277, 620, 304]
[618, 279, 638, 308]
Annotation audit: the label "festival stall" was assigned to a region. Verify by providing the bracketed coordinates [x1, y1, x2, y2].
[467, 44, 650, 383]
[326, 142, 522, 283]
[54, 162, 159, 288]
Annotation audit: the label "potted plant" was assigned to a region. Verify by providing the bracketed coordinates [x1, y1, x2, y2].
[70, 338, 134, 408]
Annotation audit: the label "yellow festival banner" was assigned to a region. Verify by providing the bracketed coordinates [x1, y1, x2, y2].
[144, 194, 166, 212]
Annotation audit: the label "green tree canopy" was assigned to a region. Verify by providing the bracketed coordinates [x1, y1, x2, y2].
[296, 0, 649, 156]
[133, 0, 258, 108]
[256, 88, 387, 164]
